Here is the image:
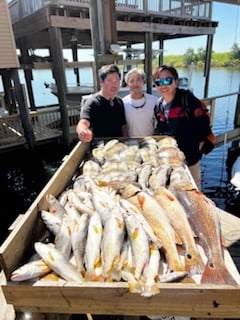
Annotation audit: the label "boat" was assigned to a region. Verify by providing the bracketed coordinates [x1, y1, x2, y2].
[45, 82, 95, 104]
[1, 137, 240, 318]
[45, 74, 191, 103]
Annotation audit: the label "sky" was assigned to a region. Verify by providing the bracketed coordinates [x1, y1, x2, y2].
[163, 2, 240, 55]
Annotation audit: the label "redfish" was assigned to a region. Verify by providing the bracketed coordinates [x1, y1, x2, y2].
[174, 184, 237, 285]
[153, 186, 204, 275]
[122, 184, 185, 273]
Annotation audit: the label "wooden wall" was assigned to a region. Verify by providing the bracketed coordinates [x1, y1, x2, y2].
[0, 0, 19, 69]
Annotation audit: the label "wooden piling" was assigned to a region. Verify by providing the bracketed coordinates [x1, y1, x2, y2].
[234, 84, 240, 128]
[48, 26, 70, 146]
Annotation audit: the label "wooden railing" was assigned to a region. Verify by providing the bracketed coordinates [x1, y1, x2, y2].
[0, 105, 80, 150]
[8, 0, 212, 24]
[0, 90, 240, 151]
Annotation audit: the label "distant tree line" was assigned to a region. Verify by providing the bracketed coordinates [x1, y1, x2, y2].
[183, 42, 240, 68]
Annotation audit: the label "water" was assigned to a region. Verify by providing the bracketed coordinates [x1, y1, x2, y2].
[0, 67, 240, 245]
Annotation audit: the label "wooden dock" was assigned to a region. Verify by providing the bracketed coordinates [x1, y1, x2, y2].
[0, 105, 80, 152]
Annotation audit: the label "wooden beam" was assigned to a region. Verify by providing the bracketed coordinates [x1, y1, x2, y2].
[102, 0, 118, 47]
[50, 16, 90, 29]
[204, 34, 214, 98]
[117, 21, 216, 35]
[215, 128, 240, 147]
[48, 27, 70, 146]
[145, 32, 153, 94]
[13, 8, 50, 39]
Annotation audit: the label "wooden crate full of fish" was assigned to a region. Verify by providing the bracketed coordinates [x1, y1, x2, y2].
[1, 136, 240, 318]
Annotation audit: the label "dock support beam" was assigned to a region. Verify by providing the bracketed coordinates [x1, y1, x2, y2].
[70, 33, 80, 87]
[158, 38, 164, 66]
[12, 69, 36, 150]
[19, 38, 36, 111]
[145, 32, 153, 94]
[234, 83, 240, 128]
[204, 34, 213, 98]
[49, 27, 70, 146]
[89, 0, 117, 89]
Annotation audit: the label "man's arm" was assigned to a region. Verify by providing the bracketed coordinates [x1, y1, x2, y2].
[76, 119, 93, 142]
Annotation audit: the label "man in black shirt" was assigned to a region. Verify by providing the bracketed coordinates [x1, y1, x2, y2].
[76, 64, 128, 142]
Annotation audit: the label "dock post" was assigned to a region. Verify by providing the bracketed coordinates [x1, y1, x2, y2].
[234, 83, 240, 128]
[19, 38, 36, 111]
[70, 33, 80, 86]
[145, 31, 153, 94]
[203, 34, 213, 98]
[48, 27, 70, 146]
[89, 0, 118, 89]
[12, 69, 36, 150]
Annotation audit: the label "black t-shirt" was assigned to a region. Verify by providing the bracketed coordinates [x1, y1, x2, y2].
[80, 93, 126, 138]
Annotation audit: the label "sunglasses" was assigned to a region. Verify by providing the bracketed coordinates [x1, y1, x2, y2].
[154, 77, 173, 87]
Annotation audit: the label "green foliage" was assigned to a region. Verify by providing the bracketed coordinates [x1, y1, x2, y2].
[230, 43, 240, 60]
[154, 45, 240, 69]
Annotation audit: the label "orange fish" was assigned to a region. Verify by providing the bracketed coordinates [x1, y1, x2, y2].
[122, 184, 185, 273]
[153, 186, 204, 275]
[174, 184, 237, 285]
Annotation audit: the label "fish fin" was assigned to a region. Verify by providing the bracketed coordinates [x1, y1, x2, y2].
[221, 234, 229, 248]
[174, 231, 182, 245]
[184, 252, 205, 275]
[128, 280, 143, 294]
[121, 270, 142, 293]
[201, 261, 237, 285]
[132, 227, 140, 240]
[159, 271, 188, 283]
[85, 272, 104, 282]
[103, 275, 113, 282]
[141, 282, 160, 297]
[80, 270, 86, 279]
[98, 180, 128, 190]
[40, 272, 62, 282]
[113, 255, 122, 270]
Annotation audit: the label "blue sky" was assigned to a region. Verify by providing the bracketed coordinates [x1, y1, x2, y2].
[164, 2, 240, 55]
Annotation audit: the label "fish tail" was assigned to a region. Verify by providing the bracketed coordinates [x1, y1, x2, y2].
[201, 261, 237, 285]
[85, 272, 104, 282]
[184, 252, 205, 275]
[141, 283, 160, 298]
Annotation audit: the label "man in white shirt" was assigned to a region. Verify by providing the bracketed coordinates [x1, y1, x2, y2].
[122, 68, 157, 137]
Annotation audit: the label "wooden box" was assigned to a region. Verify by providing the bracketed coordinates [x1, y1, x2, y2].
[1, 140, 240, 318]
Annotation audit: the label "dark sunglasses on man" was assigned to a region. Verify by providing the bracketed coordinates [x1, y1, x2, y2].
[155, 77, 173, 87]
